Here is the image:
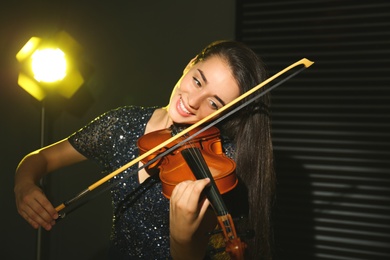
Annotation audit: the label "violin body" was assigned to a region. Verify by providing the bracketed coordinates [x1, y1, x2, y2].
[137, 126, 237, 198]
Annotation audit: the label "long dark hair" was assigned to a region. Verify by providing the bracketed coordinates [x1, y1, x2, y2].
[194, 40, 275, 259]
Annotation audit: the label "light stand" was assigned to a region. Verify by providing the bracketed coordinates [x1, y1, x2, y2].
[36, 103, 45, 260]
[16, 30, 85, 260]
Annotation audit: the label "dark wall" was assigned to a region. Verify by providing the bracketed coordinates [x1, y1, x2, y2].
[237, 1, 390, 259]
[0, 1, 236, 259]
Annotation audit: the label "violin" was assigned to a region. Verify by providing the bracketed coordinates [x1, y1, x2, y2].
[138, 125, 247, 259]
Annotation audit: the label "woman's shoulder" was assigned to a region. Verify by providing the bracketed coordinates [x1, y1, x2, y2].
[221, 135, 235, 159]
[90, 105, 158, 125]
[69, 105, 159, 142]
[107, 105, 159, 117]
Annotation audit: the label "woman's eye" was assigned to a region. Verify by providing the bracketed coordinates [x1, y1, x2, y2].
[193, 77, 201, 87]
[209, 100, 219, 110]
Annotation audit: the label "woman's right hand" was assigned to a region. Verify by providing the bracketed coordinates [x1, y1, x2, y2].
[14, 139, 86, 231]
[14, 182, 58, 231]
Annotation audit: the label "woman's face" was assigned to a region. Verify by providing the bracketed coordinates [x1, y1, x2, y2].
[168, 56, 240, 125]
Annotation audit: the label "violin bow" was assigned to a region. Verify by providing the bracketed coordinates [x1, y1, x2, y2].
[55, 58, 314, 213]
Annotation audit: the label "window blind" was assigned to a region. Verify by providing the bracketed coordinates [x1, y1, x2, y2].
[236, 0, 390, 259]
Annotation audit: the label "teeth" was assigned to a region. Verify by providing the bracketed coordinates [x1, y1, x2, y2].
[180, 98, 191, 114]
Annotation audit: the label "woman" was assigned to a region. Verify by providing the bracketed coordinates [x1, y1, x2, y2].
[14, 40, 275, 259]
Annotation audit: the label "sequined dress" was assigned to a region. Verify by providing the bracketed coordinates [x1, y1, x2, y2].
[68, 106, 238, 259]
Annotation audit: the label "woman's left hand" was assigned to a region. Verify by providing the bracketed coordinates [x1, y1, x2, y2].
[169, 178, 213, 259]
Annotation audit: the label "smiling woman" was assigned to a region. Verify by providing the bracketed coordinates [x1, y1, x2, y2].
[14, 40, 275, 259]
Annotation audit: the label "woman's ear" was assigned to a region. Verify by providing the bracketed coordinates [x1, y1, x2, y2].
[183, 56, 197, 73]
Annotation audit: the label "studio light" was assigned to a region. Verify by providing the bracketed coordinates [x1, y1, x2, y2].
[16, 31, 85, 101]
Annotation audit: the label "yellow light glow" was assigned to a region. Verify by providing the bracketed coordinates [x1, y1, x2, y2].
[31, 48, 67, 83]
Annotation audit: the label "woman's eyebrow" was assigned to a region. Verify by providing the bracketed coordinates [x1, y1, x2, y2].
[197, 69, 208, 83]
[214, 95, 226, 106]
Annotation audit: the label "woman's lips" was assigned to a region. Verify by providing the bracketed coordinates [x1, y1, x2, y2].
[176, 97, 193, 117]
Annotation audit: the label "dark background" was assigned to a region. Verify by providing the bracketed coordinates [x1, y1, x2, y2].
[2, 1, 390, 260]
[0, 1, 236, 259]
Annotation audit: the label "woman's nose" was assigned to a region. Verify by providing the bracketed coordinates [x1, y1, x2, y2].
[187, 92, 203, 110]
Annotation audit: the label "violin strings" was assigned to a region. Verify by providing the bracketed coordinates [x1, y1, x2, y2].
[176, 126, 237, 240]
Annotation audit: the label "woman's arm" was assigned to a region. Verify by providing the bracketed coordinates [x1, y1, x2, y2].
[14, 139, 87, 231]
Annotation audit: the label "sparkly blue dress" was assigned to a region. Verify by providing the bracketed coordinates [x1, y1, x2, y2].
[68, 106, 238, 259]
[69, 106, 170, 259]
